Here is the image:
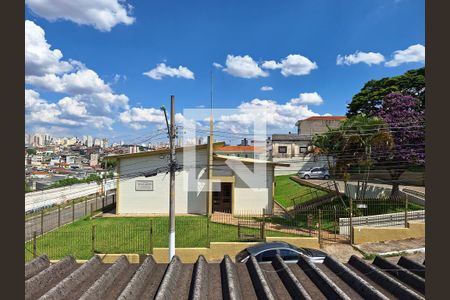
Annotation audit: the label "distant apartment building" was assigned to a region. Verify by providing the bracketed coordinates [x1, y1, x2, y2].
[295, 116, 346, 135]
[271, 134, 311, 159]
[86, 136, 94, 147]
[271, 116, 345, 175]
[94, 138, 103, 148]
[66, 155, 76, 164]
[30, 155, 44, 166]
[90, 153, 99, 167]
[128, 145, 140, 154]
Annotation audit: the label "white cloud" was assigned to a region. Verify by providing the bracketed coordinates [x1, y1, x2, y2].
[57, 97, 87, 117]
[25, 20, 73, 76]
[223, 55, 269, 78]
[25, 21, 129, 133]
[25, 90, 64, 127]
[260, 86, 273, 91]
[262, 54, 318, 76]
[26, 69, 111, 94]
[143, 63, 195, 80]
[218, 98, 319, 130]
[25, 89, 114, 128]
[290, 92, 324, 105]
[212, 62, 223, 69]
[119, 107, 166, 129]
[26, 69, 130, 114]
[26, 0, 135, 32]
[261, 60, 282, 70]
[336, 51, 385, 66]
[385, 44, 425, 67]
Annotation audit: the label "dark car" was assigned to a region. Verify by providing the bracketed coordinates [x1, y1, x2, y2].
[235, 241, 327, 264]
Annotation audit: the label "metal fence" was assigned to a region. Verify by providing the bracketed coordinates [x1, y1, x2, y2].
[25, 191, 116, 242]
[24, 196, 425, 262]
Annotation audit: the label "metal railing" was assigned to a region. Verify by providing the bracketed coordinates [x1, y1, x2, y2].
[25, 196, 425, 262]
[25, 191, 116, 242]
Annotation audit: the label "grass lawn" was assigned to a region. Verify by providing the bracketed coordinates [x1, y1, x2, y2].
[25, 216, 299, 261]
[274, 175, 328, 208]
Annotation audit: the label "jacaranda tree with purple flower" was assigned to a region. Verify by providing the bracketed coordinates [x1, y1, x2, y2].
[376, 93, 425, 196]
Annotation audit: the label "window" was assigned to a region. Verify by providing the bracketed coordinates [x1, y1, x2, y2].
[299, 147, 307, 153]
[279, 249, 300, 261]
[278, 146, 287, 153]
[256, 250, 278, 262]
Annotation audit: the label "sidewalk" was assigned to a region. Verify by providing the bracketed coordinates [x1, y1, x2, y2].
[354, 237, 425, 255]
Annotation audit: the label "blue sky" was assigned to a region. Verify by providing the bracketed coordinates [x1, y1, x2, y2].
[25, 0, 425, 144]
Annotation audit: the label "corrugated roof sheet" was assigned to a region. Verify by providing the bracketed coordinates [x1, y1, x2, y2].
[25, 254, 425, 299]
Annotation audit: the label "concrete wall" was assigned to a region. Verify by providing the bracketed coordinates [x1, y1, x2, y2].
[352, 221, 425, 244]
[298, 119, 342, 135]
[118, 148, 209, 215]
[151, 237, 320, 263]
[345, 183, 391, 199]
[118, 148, 277, 215]
[272, 141, 310, 158]
[213, 160, 274, 214]
[233, 164, 274, 214]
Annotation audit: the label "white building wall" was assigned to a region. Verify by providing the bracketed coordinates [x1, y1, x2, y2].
[214, 161, 274, 214]
[117, 147, 278, 215]
[118, 148, 208, 215]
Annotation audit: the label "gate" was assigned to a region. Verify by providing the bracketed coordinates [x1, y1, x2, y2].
[318, 206, 351, 243]
[237, 213, 265, 241]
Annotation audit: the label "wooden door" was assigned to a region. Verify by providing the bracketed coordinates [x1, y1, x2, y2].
[212, 183, 232, 212]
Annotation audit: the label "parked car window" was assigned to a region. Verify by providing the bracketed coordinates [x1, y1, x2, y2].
[256, 250, 278, 262]
[279, 249, 300, 261]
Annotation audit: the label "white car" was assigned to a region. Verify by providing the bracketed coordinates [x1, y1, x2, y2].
[298, 167, 330, 180]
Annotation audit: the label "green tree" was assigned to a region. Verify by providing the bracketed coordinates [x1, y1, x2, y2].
[101, 159, 117, 170]
[25, 183, 33, 193]
[311, 115, 392, 198]
[26, 148, 37, 155]
[347, 67, 424, 117]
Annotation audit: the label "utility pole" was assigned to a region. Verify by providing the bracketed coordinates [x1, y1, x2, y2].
[207, 70, 214, 216]
[103, 160, 107, 207]
[161, 95, 176, 260]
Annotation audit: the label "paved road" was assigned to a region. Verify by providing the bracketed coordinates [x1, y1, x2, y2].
[25, 193, 115, 242]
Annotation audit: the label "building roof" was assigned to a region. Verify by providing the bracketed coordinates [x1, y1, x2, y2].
[215, 145, 265, 153]
[31, 171, 49, 175]
[105, 142, 225, 160]
[214, 154, 290, 167]
[303, 116, 347, 121]
[271, 134, 312, 141]
[25, 254, 425, 299]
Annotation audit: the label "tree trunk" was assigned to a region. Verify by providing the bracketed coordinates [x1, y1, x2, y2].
[389, 169, 404, 198]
